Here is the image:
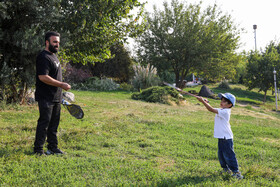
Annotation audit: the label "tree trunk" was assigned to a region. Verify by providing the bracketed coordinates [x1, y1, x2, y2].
[11, 84, 18, 103]
[19, 82, 27, 105]
[175, 72, 180, 87]
[263, 90, 267, 103]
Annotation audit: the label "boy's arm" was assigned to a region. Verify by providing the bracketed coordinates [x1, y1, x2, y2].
[197, 96, 218, 114]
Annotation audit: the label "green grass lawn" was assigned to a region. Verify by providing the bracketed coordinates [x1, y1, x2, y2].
[0, 85, 279, 186]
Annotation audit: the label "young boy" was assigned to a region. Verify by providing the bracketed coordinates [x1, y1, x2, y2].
[197, 93, 243, 179]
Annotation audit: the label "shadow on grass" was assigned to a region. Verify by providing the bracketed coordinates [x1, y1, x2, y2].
[156, 173, 230, 186]
[0, 147, 35, 157]
[211, 87, 274, 103]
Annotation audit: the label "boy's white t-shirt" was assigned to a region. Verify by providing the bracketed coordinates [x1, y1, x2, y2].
[214, 108, 233, 139]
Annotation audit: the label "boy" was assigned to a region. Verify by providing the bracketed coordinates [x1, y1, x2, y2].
[197, 93, 243, 179]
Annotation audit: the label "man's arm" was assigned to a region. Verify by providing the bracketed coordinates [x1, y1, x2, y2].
[39, 75, 71, 91]
[197, 96, 218, 114]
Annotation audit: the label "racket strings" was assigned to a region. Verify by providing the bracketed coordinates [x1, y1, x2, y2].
[64, 104, 84, 119]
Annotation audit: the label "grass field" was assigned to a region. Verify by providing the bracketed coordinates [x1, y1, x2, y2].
[0, 84, 279, 186]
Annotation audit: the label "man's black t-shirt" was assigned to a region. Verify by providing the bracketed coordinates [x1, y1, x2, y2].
[35, 50, 62, 102]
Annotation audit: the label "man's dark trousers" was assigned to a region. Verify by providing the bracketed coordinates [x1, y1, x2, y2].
[34, 100, 61, 151]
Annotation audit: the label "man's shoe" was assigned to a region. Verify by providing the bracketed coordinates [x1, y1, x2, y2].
[46, 148, 65, 155]
[34, 150, 46, 156]
[232, 172, 244, 179]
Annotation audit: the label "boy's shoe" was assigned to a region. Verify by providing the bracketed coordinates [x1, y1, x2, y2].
[34, 150, 46, 156]
[220, 168, 232, 175]
[232, 172, 244, 180]
[46, 148, 65, 155]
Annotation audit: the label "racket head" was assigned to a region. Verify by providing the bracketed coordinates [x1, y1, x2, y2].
[64, 103, 84, 119]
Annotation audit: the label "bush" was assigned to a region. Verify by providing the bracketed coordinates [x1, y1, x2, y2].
[131, 86, 185, 105]
[132, 64, 161, 91]
[119, 82, 134, 91]
[218, 80, 231, 89]
[63, 63, 92, 84]
[72, 77, 119, 91]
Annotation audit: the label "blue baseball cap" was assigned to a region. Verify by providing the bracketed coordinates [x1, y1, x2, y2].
[218, 93, 236, 106]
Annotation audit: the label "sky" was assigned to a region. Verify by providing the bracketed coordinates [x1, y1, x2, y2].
[128, 0, 280, 53]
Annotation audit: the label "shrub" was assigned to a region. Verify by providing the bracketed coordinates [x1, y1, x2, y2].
[132, 63, 161, 91]
[119, 82, 134, 91]
[63, 63, 92, 84]
[72, 77, 119, 91]
[131, 86, 185, 105]
[218, 80, 231, 89]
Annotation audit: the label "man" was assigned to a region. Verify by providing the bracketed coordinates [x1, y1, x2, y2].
[34, 31, 71, 155]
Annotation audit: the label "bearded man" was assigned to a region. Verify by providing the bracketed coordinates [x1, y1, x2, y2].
[34, 31, 71, 155]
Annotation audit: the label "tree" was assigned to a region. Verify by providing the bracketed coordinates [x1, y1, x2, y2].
[244, 43, 280, 102]
[0, 0, 54, 103]
[135, 0, 241, 87]
[0, 0, 145, 103]
[231, 52, 247, 84]
[57, 0, 146, 64]
[88, 43, 134, 82]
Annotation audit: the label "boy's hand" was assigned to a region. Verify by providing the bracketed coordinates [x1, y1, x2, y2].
[197, 96, 203, 102]
[197, 96, 208, 103]
[197, 96, 217, 113]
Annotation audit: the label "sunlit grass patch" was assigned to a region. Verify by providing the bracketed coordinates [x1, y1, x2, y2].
[0, 87, 279, 186]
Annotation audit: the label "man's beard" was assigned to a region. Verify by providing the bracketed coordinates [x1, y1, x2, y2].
[49, 44, 58, 53]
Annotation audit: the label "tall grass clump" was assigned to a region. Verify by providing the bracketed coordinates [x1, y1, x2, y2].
[218, 80, 231, 89]
[132, 63, 161, 91]
[0, 100, 7, 111]
[119, 82, 134, 91]
[72, 77, 119, 91]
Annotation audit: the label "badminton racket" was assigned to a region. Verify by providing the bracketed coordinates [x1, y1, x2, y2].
[62, 99, 84, 119]
[163, 82, 209, 103]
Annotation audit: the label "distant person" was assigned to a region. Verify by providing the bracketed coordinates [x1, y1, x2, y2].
[196, 93, 243, 179]
[34, 31, 71, 155]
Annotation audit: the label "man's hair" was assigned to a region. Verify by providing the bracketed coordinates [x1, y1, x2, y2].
[45, 31, 60, 42]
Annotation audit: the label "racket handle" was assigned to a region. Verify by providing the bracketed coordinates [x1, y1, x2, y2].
[62, 99, 70, 105]
[203, 99, 209, 103]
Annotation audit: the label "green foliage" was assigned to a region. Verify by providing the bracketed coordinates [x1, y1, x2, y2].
[72, 77, 119, 91]
[119, 82, 134, 92]
[158, 70, 175, 83]
[0, 100, 7, 111]
[89, 43, 134, 82]
[57, 0, 146, 64]
[0, 0, 145, 103]
[0, 62, 12, 101]
[244, 42, 280, 102]
[136, 0, 241, 86]
[201, 53, 245, 83]
[132, 63, 161, 91]
[218, 80, 231, 89]
[0, 1, 47, 103]
[131, 86, 184, 105]
[231, 54, 247, 84]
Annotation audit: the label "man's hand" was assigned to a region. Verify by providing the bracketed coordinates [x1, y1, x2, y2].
[61, 83, 71, 91]
[39, 75, 71, 91]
